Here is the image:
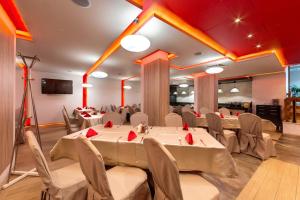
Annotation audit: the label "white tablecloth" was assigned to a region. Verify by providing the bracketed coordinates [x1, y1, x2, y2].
[74, 108, 94, 119]
[78, 113, 104, 130]
[196, 115, 276, 131]
[50, 125, 237, 177]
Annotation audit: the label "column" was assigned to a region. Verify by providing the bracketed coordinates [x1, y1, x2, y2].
[141, 50, 170, 126]
[82, 74, 87, 107]
[194, 74, 218, 113]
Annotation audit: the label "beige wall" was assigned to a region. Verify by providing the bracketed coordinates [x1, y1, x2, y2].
[0, 6, 16, 186]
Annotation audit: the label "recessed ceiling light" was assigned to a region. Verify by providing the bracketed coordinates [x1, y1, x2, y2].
[256, 44, 262, 48]
[205, 66, 224, 74]
[179, 83, 189, 88]
[247, 33, 253, 39]
[91, 71, 108, 79]
[121, 35, 150, 52]
[181, 91, 187, 95]
[234, 17, 242, 24]
[82, 83, 93, 88]
[123, 85, 132, 90]
[72, 0, 91, 8]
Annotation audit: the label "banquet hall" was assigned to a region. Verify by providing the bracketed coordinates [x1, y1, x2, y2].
[1, 0, 300, 199]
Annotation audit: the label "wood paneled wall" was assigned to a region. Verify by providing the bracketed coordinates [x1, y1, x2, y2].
[0, 5, 16, 185]
[194, 74, 217, 112]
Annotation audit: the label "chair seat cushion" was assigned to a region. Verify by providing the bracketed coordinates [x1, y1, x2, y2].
[179, 173, 219, 200]
[106, 166, 148, 199]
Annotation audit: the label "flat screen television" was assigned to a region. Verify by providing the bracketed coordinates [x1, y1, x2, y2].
[41, 78, 73, 94]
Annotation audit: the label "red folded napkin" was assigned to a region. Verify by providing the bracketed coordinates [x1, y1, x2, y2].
[77, 107, 82, 110]
[100, 111, 106, 114]
[236, 112, 240, 116]
[127, 130, 137, 141]
[220, 113, 224, 118]
[185, 133, 194, 145]
[183, 122, 189, 131]
[193, 111, 201, 117]
[84, 113, 91, 117]
[86, 128, 98, 138]
[104, 121, 113, 128]
[81, 111, 88, 115]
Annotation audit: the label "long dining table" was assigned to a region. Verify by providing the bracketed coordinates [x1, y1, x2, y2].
[50, 125, 237, 177]
[78, 113, 104, 130]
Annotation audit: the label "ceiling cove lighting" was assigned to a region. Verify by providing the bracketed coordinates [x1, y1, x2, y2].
[120, 35, 150, 52]
[205, 66, 224, 74]
[91, 71, 108, 78]
[179, 83, 189, 88]
[230, 81, 240, 93]
[123, 85, 132, 90]
[82, 83, 93, 88]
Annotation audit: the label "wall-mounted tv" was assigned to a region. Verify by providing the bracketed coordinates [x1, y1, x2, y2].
[41, 78, 73, 94]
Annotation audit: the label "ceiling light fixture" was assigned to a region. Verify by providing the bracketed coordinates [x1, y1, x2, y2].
[123, 85, 132, 90]
[72, 0, 91, 8]
[247, 33, 253, 39]
[230, 81, 240, 93]
[205, 66, 224, 74]
[91, 71, 108, 79]
[256, 44, 262, 48]
[179, 83, 189, 88]
[173, 91, 178, 95]
[234, 17, 242, 24]
[218, 88, 223, 93]
[120, 35, 150, 52]
[191, 91, 194, 94]
[82, 83, 93, 88]
[181, 91, 187, 95]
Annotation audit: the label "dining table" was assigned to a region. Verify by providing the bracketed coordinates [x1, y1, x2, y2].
[78, 113, 104, 130]
[196, 115, 276, 131]
[50, 125, 237, 177]
[73, 107, 94, 119]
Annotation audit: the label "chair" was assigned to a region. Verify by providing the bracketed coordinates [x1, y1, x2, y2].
[130, 112, 148, 127]
[165, 113, 183, 127]
[199, 107, 210, 115]
[25, 131, 87, 200]
[62, 109, 81, 135]
[75, 136, 151, 200]
[181, 105, 192, 113]
[103, 112, 123, 125]
[218, 107, 231, 116]
[182, 111, 197, 127]
[143, 138, 220, 200]
[206, 113, 240, 153]
[63, 106, 80, 126]
[238, 113, 276, 160]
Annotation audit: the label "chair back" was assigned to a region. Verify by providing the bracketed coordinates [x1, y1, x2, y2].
[181, 105, 191, 113]
[182, 111, 196, 127]
[206, 113, 225, 141]
[130, 112, 148, 127]
[25, 131, 52, 188]
[62, 109, 71, 134]
[76, 136, 113, 199]
[63, 105, 71, 119]
[103, 112, 123, 125]
[199, 107, 210, 114]
[143, 138, 183, 200]
[238, 113, 263, 139]
[127, 106, 135, 115]
[219, 107, 231, 116]
[165, 113, 183, 127]
[121, 108, 127, 123]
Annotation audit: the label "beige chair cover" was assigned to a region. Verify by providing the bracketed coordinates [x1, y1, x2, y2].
[165, 113, 183, 127]
[121, 108, 127, 123]
[182, 111, 196, 127]
[206, 113, 240, 153]
[76, 136, 151, 200]
[238, 113, 276, 160]
[103, 112, 123, 125]
[218, 107, 231, 116]
[25, 131, 87, 200]
[130, 112, 149, 127]
[63, 109, 80, 134]
[181, 105, 192, 113]
[144, 138, 220, 200]
[199, 107, 210, 115]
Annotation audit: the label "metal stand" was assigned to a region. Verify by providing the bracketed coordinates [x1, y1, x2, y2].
[1, 53, 41, 190]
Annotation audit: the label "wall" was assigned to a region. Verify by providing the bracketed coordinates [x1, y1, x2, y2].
[252, 72, 286, 113]
[15, 70, 141, 124]
[0, 6, 16, 186]
[218, 81, 252, 103]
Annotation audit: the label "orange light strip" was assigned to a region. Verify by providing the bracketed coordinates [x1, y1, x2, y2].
[236, 50, 274, 62]
[171, 57, 228, 70]
[273, 48, 287, 67]
[135, 49, 176, 64]
[85, 6, 155, 75]
[16, 30, 32, 41]
[127, 0, 143, 9]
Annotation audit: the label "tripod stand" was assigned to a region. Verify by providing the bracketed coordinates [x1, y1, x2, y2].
[1, 53, 41, 189]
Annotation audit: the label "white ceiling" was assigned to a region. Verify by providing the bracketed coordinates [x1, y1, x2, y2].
[16, 0, 284, 80]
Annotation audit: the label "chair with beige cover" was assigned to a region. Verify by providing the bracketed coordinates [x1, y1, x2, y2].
[103, 112, 123, 125]
[165, 113, 183, 127]
[238, 113, 276, 160]
[218, 107, 231, 116]
[25, 131, 87, 200]
[181, 105, 192, 113]
[62, 109, 81, 135]
[130, 112, 148, 127]
[182, 111, 197, 127]
[63, 105, 79, 123]
[76, 136, 151, 200]
[206, 113, 240, 153]
[143, 137, 220, 200]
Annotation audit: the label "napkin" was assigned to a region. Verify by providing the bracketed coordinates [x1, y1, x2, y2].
[127, 130, 137, 141]
[81, 111, 88, 115]
[236, 112, 240, 116]
[84, 113, 91, 117]
[193, 111, 201, 117]
[183, 122, 189, 131]
[104, 121, 113, 128]
[220, 113, 224, 118]
[77, 107, 82, 110]
[100, 111, 106, 114]
[185, 133, 194, 145]
[86, 128, 98, 138]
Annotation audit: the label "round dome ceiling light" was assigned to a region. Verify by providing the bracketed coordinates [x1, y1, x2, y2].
[205, 66, 224, 74]
[72, 0, 91, 8]
[91, 71, 108, 79]
[179, 83, 189, 88]
[218, 88, 223, 93]
[181, 91, 187, 95]
[173, 91, 178, 95]
[121, 35, 150, 52]
[191, 91, 194, 94]
[123, 85, 132, 90]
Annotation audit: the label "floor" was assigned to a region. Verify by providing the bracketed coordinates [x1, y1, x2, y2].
[0, 126, 299, 200]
